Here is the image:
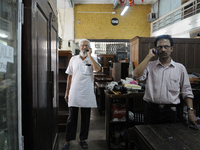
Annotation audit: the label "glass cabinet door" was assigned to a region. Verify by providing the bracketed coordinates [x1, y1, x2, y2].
[0, 0, 22, 149]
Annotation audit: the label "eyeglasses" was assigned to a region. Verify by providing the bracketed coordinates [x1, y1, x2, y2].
[156, 46, 171, 50]
[80, 44, 89, 48]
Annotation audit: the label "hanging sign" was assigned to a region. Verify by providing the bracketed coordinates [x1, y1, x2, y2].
[111, 18, 119, 26]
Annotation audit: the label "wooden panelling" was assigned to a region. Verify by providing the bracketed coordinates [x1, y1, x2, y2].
[130, 36, 200, 73]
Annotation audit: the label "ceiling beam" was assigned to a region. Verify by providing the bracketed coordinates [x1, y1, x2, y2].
[68, 0, 73, 8]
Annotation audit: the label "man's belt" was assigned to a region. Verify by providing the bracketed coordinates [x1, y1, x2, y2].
[146, 101, 178, 109]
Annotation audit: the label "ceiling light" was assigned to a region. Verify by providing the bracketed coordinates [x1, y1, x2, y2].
[120, 6, 129, 16]
[0, 33, 8, 38]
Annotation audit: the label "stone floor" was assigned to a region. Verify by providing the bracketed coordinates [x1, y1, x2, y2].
[58, 108, 108, 150]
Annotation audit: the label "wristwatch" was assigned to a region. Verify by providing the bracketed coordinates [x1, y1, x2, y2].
[187, 108, 194, 111]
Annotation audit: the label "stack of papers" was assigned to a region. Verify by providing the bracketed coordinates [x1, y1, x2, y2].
[123, 83, 141, 90]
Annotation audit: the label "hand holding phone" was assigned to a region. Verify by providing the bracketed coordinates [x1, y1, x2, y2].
[86, 48, 92, 53]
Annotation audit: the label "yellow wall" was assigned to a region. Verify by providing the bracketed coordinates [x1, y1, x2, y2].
[74, 4, 151, 39]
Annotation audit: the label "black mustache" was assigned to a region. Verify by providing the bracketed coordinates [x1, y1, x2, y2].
[83, 48, 89, 52]
[160, 52, 167, 54]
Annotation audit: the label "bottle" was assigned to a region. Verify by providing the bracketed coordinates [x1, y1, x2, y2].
[128, 62, 133, 78]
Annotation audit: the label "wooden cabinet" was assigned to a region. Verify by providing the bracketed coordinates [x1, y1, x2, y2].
[112, 62, 129, 81]
[58, 50, 72, 131]
[105, 91, 145, 150]
[95, 82, 107, 116]
[97, 54, 116, 67]
[130, 36, 200, 73]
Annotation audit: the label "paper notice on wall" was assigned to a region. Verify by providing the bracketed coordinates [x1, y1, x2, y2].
[0, 42, 14, 73]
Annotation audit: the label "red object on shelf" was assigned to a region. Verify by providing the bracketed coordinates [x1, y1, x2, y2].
[112, 104, 126, 120]
[142, 0, 144, 2]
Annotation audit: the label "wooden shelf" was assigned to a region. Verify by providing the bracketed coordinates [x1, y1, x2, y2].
[58, 50, 72, 132]
[59, 80, 66, 83]
[105, 91, 145, 150]
[59, 93, 65, 96]
[110, 121, 126, 123]
[59, 67, 67, 69]
[58, 111, 69, 115]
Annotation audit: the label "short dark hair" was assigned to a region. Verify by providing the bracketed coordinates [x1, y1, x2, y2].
[154, 34, 174, 47]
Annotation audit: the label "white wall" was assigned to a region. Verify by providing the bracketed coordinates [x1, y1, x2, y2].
[57, 7, 74, 50]
[159, 0, 181, 18]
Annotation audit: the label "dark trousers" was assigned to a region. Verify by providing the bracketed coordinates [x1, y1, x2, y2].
[65, 107, 91, 141]
[144, 101, 177, 125]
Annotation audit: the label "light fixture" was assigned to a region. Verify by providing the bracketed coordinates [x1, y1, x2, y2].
[120, 5, 129, 16]
[0, 33, 8, 38]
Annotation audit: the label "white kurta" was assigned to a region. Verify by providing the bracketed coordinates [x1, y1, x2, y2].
[65, 55, 100, 108]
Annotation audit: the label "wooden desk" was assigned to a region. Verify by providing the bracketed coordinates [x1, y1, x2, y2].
[95, 82, 108, 116]
[93, 72, 108, 86]
[95, 77, 113, 82]
[129, 123, 200, 150]
[93, 72, 107, 78]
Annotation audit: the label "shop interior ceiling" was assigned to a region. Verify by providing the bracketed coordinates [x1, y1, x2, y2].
[57, 0, 157, 8]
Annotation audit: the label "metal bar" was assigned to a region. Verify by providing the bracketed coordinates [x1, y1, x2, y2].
[152, 0, 200, 33]
[113, 0, 118, 9]
[68, 0, 73, 8]
[18, 1, 23, 150]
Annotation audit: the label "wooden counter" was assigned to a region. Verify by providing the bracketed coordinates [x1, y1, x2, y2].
[129, 123, 200, 150]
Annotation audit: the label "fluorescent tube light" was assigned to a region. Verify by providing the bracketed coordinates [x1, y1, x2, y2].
[0, 33, 8, 38]
[120, 6, 129, 16]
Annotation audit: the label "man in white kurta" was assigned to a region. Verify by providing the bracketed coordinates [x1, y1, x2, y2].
[66, 55, 98, 108]
[63, 39, 101, 150]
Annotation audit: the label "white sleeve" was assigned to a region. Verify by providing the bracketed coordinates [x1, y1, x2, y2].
[65, 57, 73, 75]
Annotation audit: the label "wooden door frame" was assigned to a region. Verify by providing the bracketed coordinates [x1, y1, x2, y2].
[22, 0, 58, 149]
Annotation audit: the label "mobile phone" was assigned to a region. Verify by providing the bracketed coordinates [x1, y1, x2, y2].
[86, 50, 89, 52]
[153, 50, 158, 55]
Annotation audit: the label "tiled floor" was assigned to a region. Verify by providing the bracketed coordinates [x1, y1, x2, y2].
[58, 108, 108, 150]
